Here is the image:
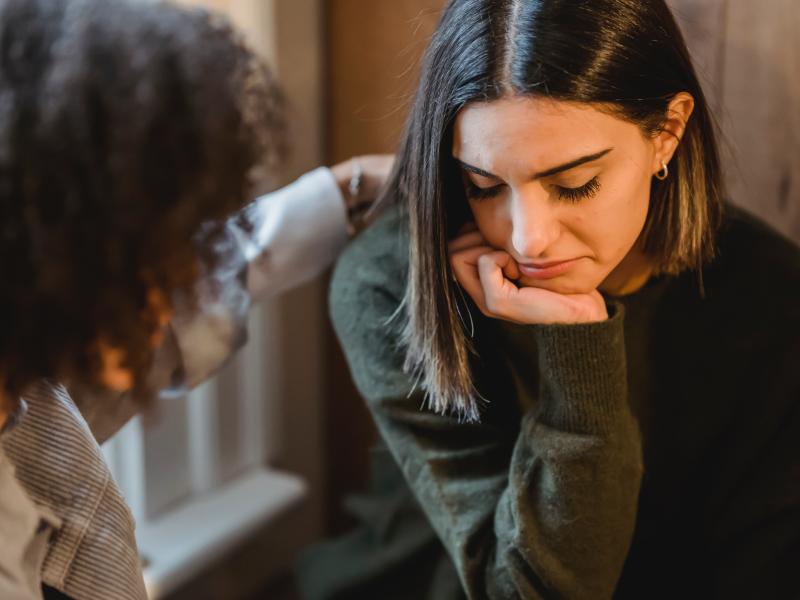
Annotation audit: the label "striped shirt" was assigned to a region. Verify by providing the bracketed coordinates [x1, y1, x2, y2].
[2, 382, 147, 600]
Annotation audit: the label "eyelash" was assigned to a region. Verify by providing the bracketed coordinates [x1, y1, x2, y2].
[555, 177, 601, 203]
[465, 176, 601, 203]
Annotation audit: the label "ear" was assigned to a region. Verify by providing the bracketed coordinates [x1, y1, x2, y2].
[651, 92, 695, 174]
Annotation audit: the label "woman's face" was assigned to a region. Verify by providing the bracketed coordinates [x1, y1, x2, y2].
[452, 96, 665, 296]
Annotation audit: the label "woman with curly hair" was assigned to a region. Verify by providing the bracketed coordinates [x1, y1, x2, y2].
[312, 0, 800, 598]
[0, 0, 390, 598]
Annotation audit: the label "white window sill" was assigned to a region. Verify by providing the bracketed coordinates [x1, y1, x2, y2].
[139, 468, 307, 599]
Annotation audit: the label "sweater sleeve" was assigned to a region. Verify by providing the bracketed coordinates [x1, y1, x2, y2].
[330, 223, 643, 599]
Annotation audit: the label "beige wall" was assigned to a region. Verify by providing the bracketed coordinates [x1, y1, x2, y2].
[326, 0, 446, 162]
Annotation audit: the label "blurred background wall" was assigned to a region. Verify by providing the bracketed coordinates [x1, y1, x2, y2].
[667, 0, 799, 242]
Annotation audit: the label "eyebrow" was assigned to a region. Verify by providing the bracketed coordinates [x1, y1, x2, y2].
[456, 147, 614, 180]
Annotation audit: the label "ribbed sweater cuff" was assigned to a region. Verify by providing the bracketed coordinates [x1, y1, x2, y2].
[532, 301, 628, 435]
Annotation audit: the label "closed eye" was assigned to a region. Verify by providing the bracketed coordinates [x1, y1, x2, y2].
[554, 176, 600, 203]
[463, 174, 601, 203]
[456, 147, 612, 203]
[464, 179, 503, 201]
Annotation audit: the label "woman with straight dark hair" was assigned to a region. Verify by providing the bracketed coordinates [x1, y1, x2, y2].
[300, 0, 800, 598]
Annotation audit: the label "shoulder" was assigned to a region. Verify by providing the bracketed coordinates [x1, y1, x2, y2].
[714, 204, 800, 274]
[329, 204, 411, 396]
[330, 203, 409, 328]
[650, 204, 800, 387]
[704, 204, 800, 312]
[691, 204, 800, 394]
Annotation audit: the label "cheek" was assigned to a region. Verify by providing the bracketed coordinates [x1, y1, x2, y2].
[619, 173, 652, 238]
[585, 174, 650, 257]
[469, 201, 510, 248]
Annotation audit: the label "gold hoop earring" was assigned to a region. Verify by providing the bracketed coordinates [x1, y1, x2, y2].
[655, 161, 669, 181]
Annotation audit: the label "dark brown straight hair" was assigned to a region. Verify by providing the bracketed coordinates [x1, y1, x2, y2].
[385, 0, 724, 421]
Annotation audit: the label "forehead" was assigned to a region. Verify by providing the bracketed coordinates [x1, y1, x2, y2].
[452, 96, 641, 163]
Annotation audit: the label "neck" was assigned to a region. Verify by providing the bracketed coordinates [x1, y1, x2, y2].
[600, 244, 655, 297]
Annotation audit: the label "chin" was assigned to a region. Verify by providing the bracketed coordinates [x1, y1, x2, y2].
[518, 267, 607, 295]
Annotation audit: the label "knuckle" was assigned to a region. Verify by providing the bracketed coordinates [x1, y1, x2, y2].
[484, 293, 503, 315]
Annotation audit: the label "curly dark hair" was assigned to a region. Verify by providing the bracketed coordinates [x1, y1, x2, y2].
[0, 0, 284, 402]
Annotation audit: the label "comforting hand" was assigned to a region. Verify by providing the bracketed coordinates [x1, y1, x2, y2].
[330, 155, 395, 231]
[448, 224, 608, 325]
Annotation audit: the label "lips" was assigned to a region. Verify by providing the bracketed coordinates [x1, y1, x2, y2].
[517, 257, 581, 280]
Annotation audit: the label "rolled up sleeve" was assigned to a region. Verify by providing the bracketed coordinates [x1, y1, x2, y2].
[171, 167, 348, 388]
[236, 166, 348, 301]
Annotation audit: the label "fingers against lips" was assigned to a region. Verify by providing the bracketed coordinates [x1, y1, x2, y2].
[447, 226, 609, 324]
[449, 225, 532, 321]
[478, 251, 523, 317]
[456, 248, 568, 323]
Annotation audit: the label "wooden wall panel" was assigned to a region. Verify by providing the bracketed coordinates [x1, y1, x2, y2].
[719, 0, 800, 241]
[670, 0, 800, 242]
[666, 0, 728, 111]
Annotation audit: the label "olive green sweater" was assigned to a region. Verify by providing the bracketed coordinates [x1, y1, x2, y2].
[323, 204, 800, 600]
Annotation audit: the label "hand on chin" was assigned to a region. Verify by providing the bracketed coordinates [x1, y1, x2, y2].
[449, 228, 608, 325]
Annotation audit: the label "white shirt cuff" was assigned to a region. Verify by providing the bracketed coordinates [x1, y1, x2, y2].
[238, 167, 348, 301]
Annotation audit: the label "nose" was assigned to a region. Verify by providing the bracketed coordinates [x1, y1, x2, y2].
[509, 186, 560, 259]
